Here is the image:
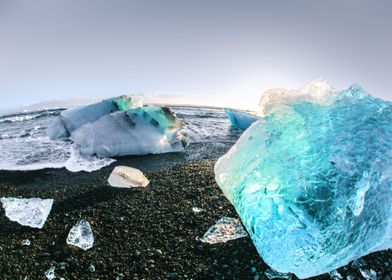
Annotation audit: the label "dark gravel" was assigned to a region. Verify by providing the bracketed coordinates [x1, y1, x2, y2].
[0, 160, 391, 279]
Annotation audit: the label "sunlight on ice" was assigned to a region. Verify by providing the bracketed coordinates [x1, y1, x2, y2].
[215, 80, 392, 278]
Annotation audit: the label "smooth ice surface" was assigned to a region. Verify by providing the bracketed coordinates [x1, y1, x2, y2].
[215, 81, 392, 278]
[66, 219, 94, 250]
[108, 166, 150, 188]
[224, 108, 260, 130]
[1, 197, 54, 229]
[199, 217, 247, 244]
[72, 106, 188, 157]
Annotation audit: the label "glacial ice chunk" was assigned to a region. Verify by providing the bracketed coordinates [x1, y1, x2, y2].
[224, 108, 260, 130]
[214, 81, 392, 278]
[47, 95, 188, 158]
[1, 197, 54, 229]
[66, 219, 94, 250]
[199, 217, 247, 244]
[48, 95, 144, 139]
[47, 117, 69, 139]
[108, 166, 149, 188]
[72, 106, 188, 157]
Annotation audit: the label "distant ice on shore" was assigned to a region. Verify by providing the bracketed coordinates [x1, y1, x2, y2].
[0, 101, 239, 172]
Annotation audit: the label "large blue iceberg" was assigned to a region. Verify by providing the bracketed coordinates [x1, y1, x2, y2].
[48, 95, 188, 157]
[215, 80, 392, 279]
[225, 108, 260, 130]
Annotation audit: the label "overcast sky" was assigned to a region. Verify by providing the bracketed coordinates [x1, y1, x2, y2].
[0, 0, 391, 111]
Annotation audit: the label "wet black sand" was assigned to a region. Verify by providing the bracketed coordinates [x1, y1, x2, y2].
[0, 160, 391, 279]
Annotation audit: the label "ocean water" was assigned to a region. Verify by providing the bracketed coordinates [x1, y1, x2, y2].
[0, 105, 241, 172]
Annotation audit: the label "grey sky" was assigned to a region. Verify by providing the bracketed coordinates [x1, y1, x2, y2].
[0, 0, 391, 110]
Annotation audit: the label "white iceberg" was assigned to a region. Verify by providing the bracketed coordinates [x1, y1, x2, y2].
[199, 217, 247, 244]
[1, 197, 54, 229]
[66, 219, 94, 250]
[108, 166, 149, 188]
[71, 106, 188, 157]
[47, 96, 188, 158]
[48, 95, 144, 138]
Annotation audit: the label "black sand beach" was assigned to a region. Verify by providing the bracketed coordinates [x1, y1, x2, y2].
[0, 159, 391, 279]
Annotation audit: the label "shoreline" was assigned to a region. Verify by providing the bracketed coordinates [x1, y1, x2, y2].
[0, 160, 390, 279]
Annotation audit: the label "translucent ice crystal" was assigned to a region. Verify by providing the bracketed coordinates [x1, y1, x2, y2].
[199, 217, 248, 244]
[215, 81, 392, 278]
[66, 219, 94, 250]
[1, 197, 54, 229]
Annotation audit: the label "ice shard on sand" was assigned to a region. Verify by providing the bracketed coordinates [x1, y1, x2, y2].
[1, 197, 54, 229]
[67, 219, 94, 250]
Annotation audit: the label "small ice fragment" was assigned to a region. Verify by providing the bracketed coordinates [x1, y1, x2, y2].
[87, 264, 95, 273]
[199, 217, 247, 244]
[265, 268, 292, 280]
[1, 197, 54, 229]
[351, 258, 366, 269]
[45, 266, 56, 280]
[66, 219, 94, 250]
[192, 207, 204, 213]
[329, 269, 343, 279]
[22, 239, 31, 246]
[108, 166, 149, 188]
[359, 269, 377, 280]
